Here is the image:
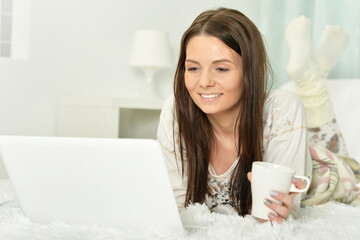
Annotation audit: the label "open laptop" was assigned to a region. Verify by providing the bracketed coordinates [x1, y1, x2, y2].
[0, 136, 184, 233]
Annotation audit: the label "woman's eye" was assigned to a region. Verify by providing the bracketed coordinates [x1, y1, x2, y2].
[217, 67, 229, 72]
[187, 67, 199, 71]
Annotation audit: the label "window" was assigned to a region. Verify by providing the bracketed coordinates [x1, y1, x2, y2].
[0, 0, 12, 57]
[0, 0, 30, 59]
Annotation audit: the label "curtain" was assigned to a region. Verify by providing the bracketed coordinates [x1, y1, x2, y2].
[254, 0, 360, 88]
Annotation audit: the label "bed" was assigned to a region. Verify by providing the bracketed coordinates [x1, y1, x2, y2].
[0, 79, 359, 239]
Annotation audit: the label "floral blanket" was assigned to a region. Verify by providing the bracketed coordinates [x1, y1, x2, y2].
[302, 144, 360, 206]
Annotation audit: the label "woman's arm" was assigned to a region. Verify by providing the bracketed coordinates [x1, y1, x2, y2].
[262, 89, 312, 219]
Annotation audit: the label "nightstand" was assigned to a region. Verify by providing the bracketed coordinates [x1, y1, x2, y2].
[57, 97, 164, 139]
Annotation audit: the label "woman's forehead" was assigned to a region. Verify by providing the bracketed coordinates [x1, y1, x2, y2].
[185, 35, 241, 65]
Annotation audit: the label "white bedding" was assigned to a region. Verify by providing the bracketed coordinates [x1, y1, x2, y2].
[0, 79, 359, 239]
[1, 180, 360, 240]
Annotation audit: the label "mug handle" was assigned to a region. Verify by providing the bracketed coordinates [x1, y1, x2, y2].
[289, 175, 311, 193]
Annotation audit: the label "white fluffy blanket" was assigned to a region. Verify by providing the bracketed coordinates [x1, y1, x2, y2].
[1, 180, 360, 240]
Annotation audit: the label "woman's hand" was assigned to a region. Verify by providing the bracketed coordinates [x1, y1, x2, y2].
[247, 172, 307, 224]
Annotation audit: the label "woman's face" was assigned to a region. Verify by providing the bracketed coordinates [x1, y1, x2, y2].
[184, 35, 244, 118]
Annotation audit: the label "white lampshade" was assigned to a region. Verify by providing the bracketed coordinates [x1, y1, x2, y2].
[129, 30, 172, 68]
[129, 30, 172, 99]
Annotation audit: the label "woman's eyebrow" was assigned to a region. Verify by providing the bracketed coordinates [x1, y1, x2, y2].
[185, 59, 199, 64]
[212, 59, 234, 64]
[185, 59, 234, 64]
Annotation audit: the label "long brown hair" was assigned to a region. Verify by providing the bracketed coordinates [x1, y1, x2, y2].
[173, 7, 271, 216]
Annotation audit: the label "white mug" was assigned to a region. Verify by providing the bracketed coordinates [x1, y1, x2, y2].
[251, 161, 310, 220]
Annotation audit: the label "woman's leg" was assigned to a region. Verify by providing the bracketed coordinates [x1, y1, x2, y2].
[286, 16, 349, 156]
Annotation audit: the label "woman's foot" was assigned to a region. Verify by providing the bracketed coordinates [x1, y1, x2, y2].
[285, 16, 313, 81]
[315, 25, 349, 75]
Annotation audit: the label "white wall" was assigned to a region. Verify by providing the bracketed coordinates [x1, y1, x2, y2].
[0, 0, 258, 178]
[0, 0, 258, 137]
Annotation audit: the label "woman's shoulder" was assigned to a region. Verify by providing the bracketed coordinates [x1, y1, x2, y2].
[265, 89, 302, 107]
[264, 89, 304, 115]
[158, 93, 176, 139]
[263, 89, 306, 132]
[160, 93, 175, 119]
[164, 93, 175, 106]
[262, 89, 307, 147]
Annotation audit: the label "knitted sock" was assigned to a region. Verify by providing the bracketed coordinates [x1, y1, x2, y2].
[285, 17, 349, 156]
[315, 25, 350, 74]
[286, 16, 333, 128]
[302, 25, 349, 128]
[285, 16, 314, 81]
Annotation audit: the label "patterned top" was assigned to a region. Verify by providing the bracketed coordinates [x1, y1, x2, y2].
[205, 160, 238, 213]
[157, 89, 313, 213]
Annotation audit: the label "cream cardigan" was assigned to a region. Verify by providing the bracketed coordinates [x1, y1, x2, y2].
[157, 89, 312, 213]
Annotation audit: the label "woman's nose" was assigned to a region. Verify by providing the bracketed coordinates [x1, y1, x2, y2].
[199, 70, 215, 88]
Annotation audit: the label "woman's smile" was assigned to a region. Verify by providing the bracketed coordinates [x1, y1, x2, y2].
[199, 93, 223, 100]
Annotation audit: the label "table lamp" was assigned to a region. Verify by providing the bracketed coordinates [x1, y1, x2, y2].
[129, 30, 172, 99]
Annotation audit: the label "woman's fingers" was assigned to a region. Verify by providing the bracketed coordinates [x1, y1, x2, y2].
[269, 190, 293, 207]
[259, 218, 268, 224]
[292, 177, 306, 190]
[263, 197, 290, 219]
[247, 172, 252, 182]
[256, 177, 308, 224]
[268, 211, 284, 224]
[264, 190, 295, 219]
[289, 177, 307, 197]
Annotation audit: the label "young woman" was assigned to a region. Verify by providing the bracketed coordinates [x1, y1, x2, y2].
[157, 8, 312, 223]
